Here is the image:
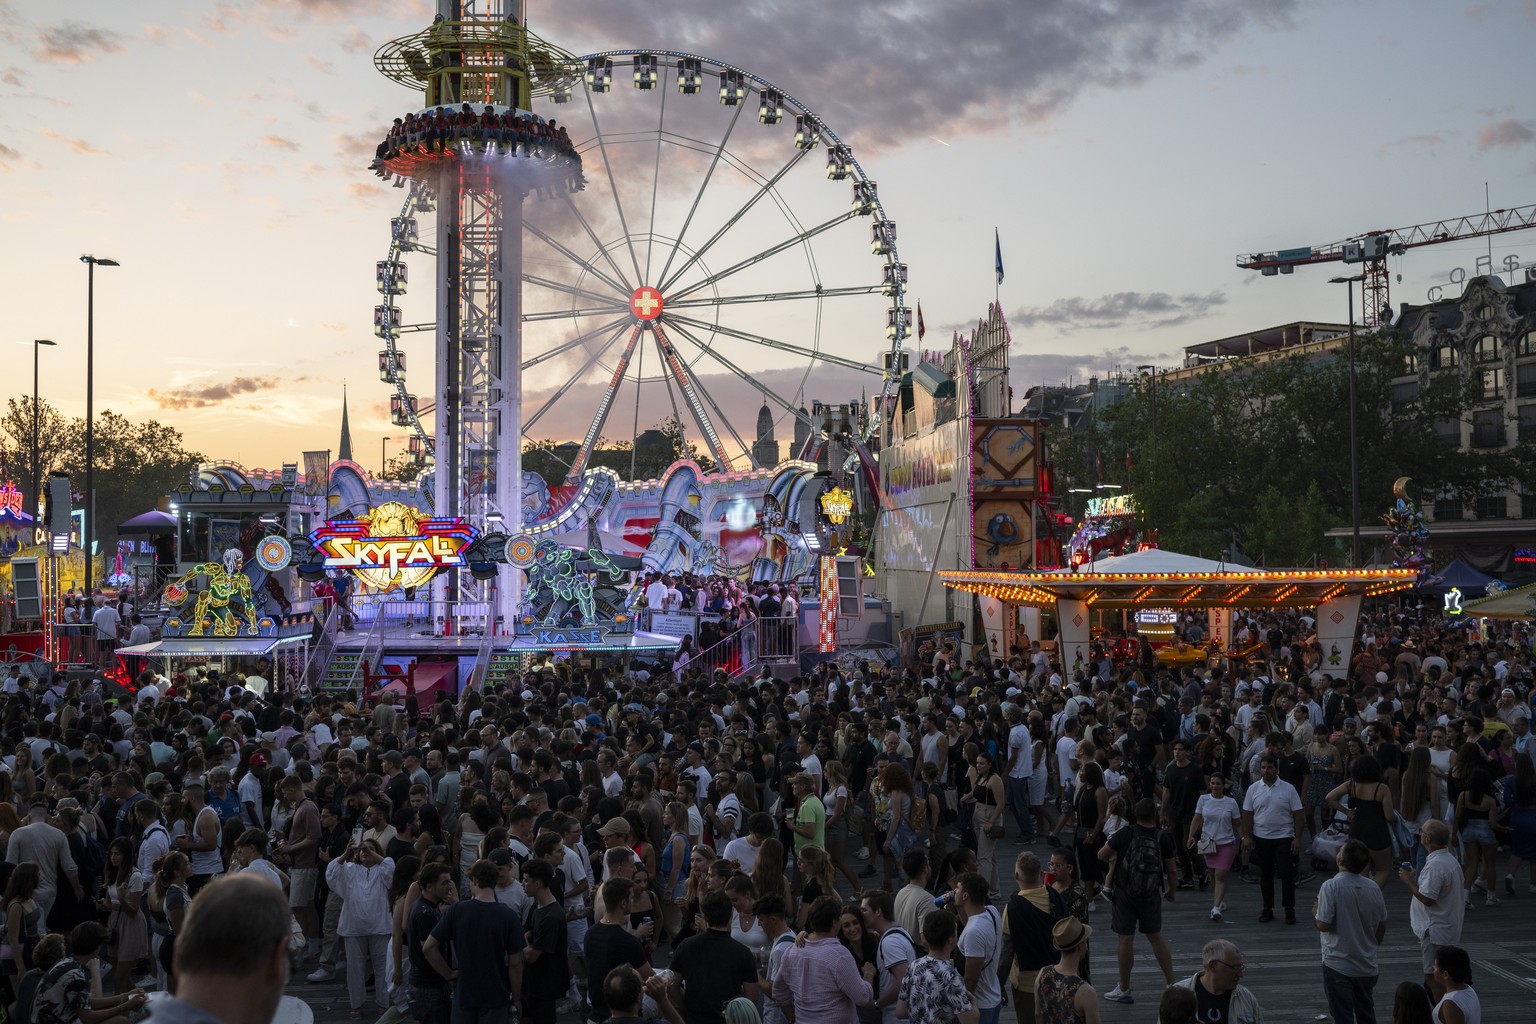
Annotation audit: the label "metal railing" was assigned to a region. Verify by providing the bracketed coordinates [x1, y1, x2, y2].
[756, 614, 800, 663]
[687, 623, 756, 678]
[467, 585, 500, 690]
[299, 602, 339, 690]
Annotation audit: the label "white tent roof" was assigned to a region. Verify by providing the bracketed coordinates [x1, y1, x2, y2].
[1048, 548, 1235, 576]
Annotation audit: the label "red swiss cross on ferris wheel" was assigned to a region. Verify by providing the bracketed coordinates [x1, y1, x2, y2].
[629, 286, 664, 322]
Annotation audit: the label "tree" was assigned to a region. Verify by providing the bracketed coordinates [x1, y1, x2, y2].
[379, 451, 427, 484]
[0, 397, 72, 514]
[52, 410, 202, 557]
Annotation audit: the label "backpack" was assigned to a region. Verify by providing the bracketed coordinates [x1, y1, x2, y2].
[909, 785, 929, 833]
[78, 828, 108, 879]
[1122, 826, 1165, 900]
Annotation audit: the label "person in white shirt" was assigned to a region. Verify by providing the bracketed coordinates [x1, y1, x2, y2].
[1398, 819, 1465, 1003]
[4, 801, 82, 924]
[1005, 709, 1034, 842]
[720, 813, 774, 874]
[952, 872, 1003, 1021]
[1241, 755, 1304, 924]
[91, 600, 120, 667]
[239, 756, 268, 828]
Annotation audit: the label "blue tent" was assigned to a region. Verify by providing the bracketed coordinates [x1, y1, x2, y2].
[1432, 557, 1493, 592]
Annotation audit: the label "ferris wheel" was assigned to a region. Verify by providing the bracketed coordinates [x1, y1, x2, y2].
[377, 48, 909, 488]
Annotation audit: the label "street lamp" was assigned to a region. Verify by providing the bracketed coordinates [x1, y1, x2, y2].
[80, 255, 119, 595]
[31, 339, 56, 524]
[1329, 274, 1365, 568]
[381, 436, 394, 478]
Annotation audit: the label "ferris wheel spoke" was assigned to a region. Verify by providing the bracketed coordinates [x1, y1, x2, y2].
[523, 272, 629, 310]
[583, 81, 647, 287]
[669, 208, 861, 299]
[664, 313, 883, 374]
[663, 317, 815, 432]
[642, 64, 669, 285]
[648, 326, 754, 468]
[653, 100, 745, 290]
[567, 323, 648, 482]
[656, 144, 813, 295]
[522, 304, 631, 324]
[523, 320, 633, 432]
[525, 219, 632, 299]
[662, 284, 883, 310]
[521, 314, 633, 371]
[551, 192, 642, 300]
[651, 323, 734, 471]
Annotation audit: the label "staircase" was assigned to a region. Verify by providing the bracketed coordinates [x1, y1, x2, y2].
[319, 649, 365, 691]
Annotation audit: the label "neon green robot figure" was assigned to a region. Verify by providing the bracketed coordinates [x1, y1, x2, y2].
[162, 549, 261, 637]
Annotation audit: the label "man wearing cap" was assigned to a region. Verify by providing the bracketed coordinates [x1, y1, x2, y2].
[240, 752, 268, 828]
[1172, 939, 1263, 1024]
[1030, 917, 1097, 1024]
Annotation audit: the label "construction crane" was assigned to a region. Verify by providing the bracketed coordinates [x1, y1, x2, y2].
[1237, 201, 1536, 326]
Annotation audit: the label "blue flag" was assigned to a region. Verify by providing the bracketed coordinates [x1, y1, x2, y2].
[994, 228, 1004, 286]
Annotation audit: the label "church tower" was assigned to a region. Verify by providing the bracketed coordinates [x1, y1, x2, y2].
[338, 386, 355, 464]
[792, 405, 810, 459]
[751, 402, 779, 468]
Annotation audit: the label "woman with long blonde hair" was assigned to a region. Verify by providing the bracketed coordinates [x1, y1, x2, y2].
[675, 844, 717, 946]
[822, 761, 863, 893]
[794, 845, 838, 929]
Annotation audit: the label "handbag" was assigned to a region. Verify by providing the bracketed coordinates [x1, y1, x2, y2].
[1196, 834, 1217, 856]
[985, 823, 1006, 839]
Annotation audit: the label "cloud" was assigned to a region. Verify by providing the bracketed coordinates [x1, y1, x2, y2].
[1378, 132, 1446, 158]
[150, 375, 304, 410]
[38, 128, 102, 155]
[307, 55, 335, 74]
[260, 134, 301, 151]
[1010, 346, 1171, 393]
[1477, 118, 1535, 150]
[0, 142, 19, 172]
[1010, 291, 1227, 332]
[2, 67, 23, 87]
[346, 181, 385, 200]
[536, 0, 1300, 149]
[32, 20, 125, 64]
[337, 29, 372, 55]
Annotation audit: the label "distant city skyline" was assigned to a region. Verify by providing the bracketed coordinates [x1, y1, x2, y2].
[1, 0, 1533, 471]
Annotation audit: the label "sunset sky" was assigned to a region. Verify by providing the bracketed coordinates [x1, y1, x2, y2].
[1, 0, 1533, 474]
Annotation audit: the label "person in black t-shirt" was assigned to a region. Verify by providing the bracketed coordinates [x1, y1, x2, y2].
[669, 890, 759, 1024]
[425, 859, 526, 1022]
[585, 877, 650, 1021]
[1160, 741, 1207, 889]
[521, 858, 569, 1024]
[404, 863, 454, 1024]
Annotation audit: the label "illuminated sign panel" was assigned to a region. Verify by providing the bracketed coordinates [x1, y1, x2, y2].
[310, 502, 478, 590]
[819, 487, 854, 525]
[1084, 493, 1137, 519]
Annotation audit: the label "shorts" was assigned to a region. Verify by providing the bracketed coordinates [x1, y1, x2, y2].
[1420, 934, 1444, 977]
[1460, 819, 1496, 847]
[1110, 892, 1162, 936]
[290, 867, 319, 908]
[566, 915, 588, 957]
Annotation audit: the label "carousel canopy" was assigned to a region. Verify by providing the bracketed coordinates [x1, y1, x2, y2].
[941, 547, 1418, 610]
[1462, 582, 1536, 621]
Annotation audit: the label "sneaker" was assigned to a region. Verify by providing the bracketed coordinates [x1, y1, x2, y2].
[857, 848, 871, 861]
[307, 967, 336, 983]
[1087, 899, 1097, 913]
[1258, 908, 1274, 923]
[1177, 879, 1195, 891]
[1472, 878, 1488, 893]
[1486, 894, 1501, 906]
[1046, 835, 1062, 848]
[1297, 871, 1316, 885]
[1505, 875, 1516, 896]
[1198, 873, 1210, 891]
[1100, 886, 1115, 900]
[1209, 905, 1222, 922]
[1103, 987, 1134, 1004]
[1464, 896, 1474, 911]
[555, 997, 583, 1016]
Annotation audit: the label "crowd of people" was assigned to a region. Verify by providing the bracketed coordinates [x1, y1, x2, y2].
[0, 602, 1524, 1024]
[631, 572, 804, 671]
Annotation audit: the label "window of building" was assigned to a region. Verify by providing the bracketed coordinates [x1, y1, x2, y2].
[1433, 495, 1464, 521]
[1402, 352, 1420, 374]
[1518, 331, 1536, 358]
[1474, 335, 1501, 362]
[1518, 363, 1536, 397]
[1482, 367, 1505, 400]
[1477, 305, 1493, 321]
[1429, 344, 1458, 370]
[1475, 490, 1508, 520]
[1521, 405, 1536, 442]
[1391, 380, 1419, 411]
[1432, 417, 1461, 446]
[1471, 408, 1505, 448]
